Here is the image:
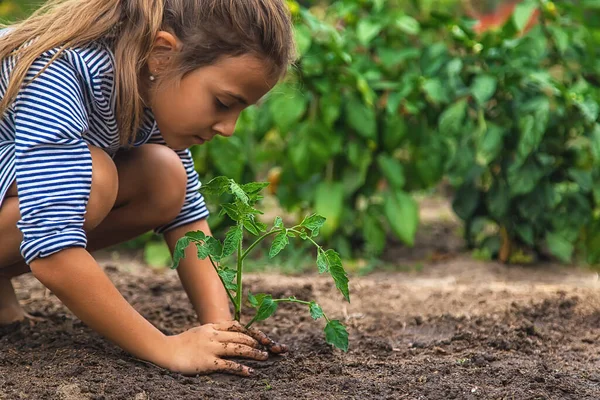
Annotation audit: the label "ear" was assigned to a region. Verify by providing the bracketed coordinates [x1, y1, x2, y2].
[147, 31, 179, 76]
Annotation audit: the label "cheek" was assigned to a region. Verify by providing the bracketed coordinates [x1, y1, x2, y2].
[151, 82, 213, 135]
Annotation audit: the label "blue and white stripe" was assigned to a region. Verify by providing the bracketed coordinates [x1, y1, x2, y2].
[0, 39, 209, 264]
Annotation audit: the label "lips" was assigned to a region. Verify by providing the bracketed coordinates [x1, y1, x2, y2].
[193, 135, 206, 145]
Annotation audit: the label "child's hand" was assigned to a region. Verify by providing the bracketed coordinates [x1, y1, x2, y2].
[164, 321, 286, 376]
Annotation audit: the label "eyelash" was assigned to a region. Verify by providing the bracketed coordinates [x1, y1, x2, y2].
[215, 98, 230, 111]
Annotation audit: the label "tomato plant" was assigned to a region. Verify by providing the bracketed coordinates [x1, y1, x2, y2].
[172, 177, 350, 352]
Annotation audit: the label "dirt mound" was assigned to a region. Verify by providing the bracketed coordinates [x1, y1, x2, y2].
[2, 258, 600, 399]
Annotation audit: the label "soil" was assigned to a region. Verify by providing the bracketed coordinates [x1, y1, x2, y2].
[3, 200, 600, 399]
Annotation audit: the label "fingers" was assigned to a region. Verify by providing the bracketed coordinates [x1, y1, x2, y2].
[246, 326, 289, 354]
[212, 359, 253, 377]
[217, 343, 269, 361]
[215, 331, 259, 348]
[213, 321, 288, 354]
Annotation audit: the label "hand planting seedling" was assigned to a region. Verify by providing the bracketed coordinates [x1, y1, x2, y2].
[172, 177, 350, 352]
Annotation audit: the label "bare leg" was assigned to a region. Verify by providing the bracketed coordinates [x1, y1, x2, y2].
[0, 144, 186, 325]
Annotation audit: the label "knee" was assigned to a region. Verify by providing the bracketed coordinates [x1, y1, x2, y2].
[85, 145, 118, 231]
[139, 144, 187, 225]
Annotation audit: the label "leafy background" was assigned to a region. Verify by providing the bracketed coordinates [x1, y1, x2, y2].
[4, 0, 600, 268]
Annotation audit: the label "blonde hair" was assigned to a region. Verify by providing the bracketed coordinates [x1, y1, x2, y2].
[0, 0, 295, 146]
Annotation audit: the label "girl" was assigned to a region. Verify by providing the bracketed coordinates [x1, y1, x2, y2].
[0, 0, 295, 376]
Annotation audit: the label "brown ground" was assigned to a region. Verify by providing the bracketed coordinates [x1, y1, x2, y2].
[2, 200, 600, 399]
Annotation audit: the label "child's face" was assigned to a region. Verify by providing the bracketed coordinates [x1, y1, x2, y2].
[147, 53, 278, 150]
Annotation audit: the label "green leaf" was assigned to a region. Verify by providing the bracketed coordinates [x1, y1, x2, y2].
[222, 224, 243, 258]
[422, 78, 448, 104]
[569, 169, 593, 192]
[513, 0, 538, 31]
[270, 85, 308, 132]
[230, 181, 249, 205]
[515, 224, 534, 246]
[172, 237, 191, 269]
[325, 320, 349, 352]
[384, 190, 419, 247]
[575, 98, 600, 123]
[363, 212, 386, 256]
[377, 154, 405, 189]
[249, 293, 269, 308]
[396, 15, 420, 35]
[508, 160, 546, 196]
[144, 241, 171, 269]
[315, 182, 345, 238]
[383, 114, 407, 149]
[471, 75, 497, 106]
[220, 203, 240, 221]
[321, 91, 342, 128]
[548, 25, 568, 54]
[317, 249, 328, 273]
[517, 108, 548, 163]
[274, 216, 284, 229]
[217, 268, 237, 291]
[254, 296, 278, 322]
[309, 302, 324, 320]
[185, 231, 207, 242]
[243, 217, 262, 236]
[452, 183, 480, 220]
[200, 176, 230, 197]
[248, 292, 258, 308]
[439, 99, 467, 136]
[196, 236, 223, 261]
[476, 123, 505, 166]
[345, 96, 377, 140]
[323, 249, 350, 302]
[269, 231, 289, 258]
[301, 214, 327, 237]
[208, 137, 246, 182]
[546, 232, 574, 263]
[357, 19, 383, 45]
[241, 182, 270, 195]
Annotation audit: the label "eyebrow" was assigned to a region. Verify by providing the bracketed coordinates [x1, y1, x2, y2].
[224, 91, 249, 106]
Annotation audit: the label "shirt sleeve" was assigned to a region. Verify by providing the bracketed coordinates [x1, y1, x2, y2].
[13, 56, 92, 264]
[146, 131, 210, 234]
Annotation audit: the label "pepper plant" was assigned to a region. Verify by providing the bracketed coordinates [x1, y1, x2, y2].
[171, 176, 350, 352]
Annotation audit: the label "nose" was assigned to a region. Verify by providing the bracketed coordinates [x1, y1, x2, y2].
[213, 116, 237, 138]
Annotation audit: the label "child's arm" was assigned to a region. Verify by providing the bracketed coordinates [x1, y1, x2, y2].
[164, 219, 288, 354]
[30, 247, 270, 375]
[165, 218, 232, 324]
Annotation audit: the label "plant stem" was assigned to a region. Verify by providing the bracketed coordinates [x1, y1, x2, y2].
[207, 256, 236, 306]
[234, 237, 244, 321]
[289, 229, 322, 250]
[241, 229, 283, 261]
[272, 298, 312, 305]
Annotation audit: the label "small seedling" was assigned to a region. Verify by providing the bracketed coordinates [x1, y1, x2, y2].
[171, 176, 350, 352]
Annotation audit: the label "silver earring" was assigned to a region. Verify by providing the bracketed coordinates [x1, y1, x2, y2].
[149, 75, 155, 82]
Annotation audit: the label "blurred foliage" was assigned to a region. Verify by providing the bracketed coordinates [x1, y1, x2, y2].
[204, 0, 600, 265]
[5, 0, 600, 266]
[0, 0, 43, 23]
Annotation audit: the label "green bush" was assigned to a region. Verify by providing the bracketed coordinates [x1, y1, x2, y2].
[201, 0, 600, 264]
[199, 0, 467, 258]
[443, 0, 600, 264]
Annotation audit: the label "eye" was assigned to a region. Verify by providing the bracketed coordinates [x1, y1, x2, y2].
[215, 98, 230, 111]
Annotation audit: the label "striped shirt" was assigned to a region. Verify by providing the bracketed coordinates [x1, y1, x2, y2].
[0, 37, 209, 264]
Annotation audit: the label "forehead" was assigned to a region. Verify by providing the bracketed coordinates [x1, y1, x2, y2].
[195, 54, 278, 104]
